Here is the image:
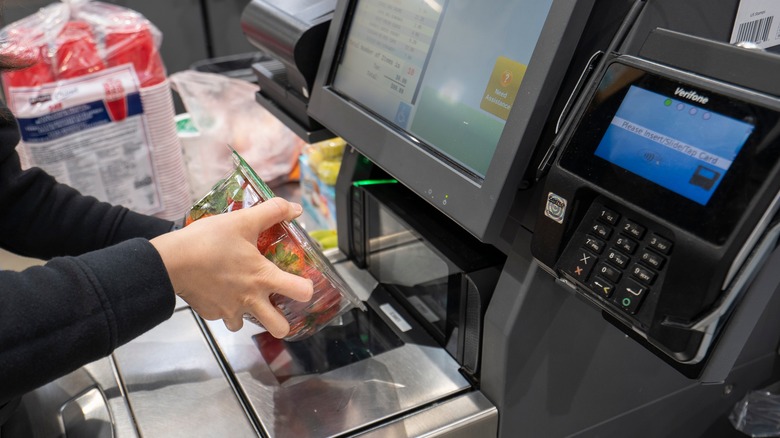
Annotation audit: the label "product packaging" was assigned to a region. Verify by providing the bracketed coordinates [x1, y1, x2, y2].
[299, 137, 346, 230]
[0, 0, 189, 220]
[184, 150, 365, 341]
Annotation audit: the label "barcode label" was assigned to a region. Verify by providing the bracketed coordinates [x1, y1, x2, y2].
[731, 0, 780, 49]
[735, 16, 774, 43]
[380, 303, 412, 332]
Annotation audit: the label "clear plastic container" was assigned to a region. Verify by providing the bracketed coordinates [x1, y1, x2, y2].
[184, 149, 365, 341]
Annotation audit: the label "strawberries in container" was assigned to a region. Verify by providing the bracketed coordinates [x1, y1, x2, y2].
[184, 149, 365, 341]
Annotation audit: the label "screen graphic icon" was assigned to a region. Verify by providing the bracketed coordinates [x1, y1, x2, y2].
[689, 165, 721, 190]
[395, 102, 412, 128]
[480, 56, 527, 120]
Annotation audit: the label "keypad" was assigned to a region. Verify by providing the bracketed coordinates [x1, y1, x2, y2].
[591, 223, 612, 240]
[595, 262, 621, 283]
[648, 234, 673, 254]
[588, 276, 614, 298]
[606, 249, 630, 269]
[584, 235, 605, 254]
[559, 248, 598, 283]
[622, 220, 646, 240]
[614, 236, 637, 254]
[559, 204, 674, 316]
[599, 208, 620, 225]
[613, 279, 648, 314]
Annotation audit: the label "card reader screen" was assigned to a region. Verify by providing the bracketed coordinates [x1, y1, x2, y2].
[594, 85, 755, 205]
[560, 60, 780, 244]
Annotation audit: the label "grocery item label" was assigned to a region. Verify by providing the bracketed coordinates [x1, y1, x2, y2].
[380, 303, 412, 332]
[8, 65, 162, 214]
[731, 0, 780, 49]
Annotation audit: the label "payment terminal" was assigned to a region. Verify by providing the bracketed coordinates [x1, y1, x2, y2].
[531, 46, 780, 375]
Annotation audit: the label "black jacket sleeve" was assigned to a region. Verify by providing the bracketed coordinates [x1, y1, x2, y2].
[0, 239, 176, 402]
[0, 106, 174, 259]
[0, 106, 178, 403]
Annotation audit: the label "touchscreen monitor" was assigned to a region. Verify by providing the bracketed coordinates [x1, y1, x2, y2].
[331, 0, 553, 178]
[309, 0, 595, 242]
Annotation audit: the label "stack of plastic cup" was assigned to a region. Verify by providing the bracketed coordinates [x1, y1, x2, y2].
[105, 22, 166, 87]
[54, 21, 105, 79]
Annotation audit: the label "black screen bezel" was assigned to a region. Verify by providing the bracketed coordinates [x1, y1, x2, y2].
[560, 60, 780, 245]
[308, 0, 596, 243]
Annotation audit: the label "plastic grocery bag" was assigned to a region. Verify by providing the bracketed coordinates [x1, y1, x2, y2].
[169, 70, 305, 198]
[730, 382, 780, 437]
[0, 0, 190, 220]
[1, 0, 166, 91]
[184, 149, 365, 341]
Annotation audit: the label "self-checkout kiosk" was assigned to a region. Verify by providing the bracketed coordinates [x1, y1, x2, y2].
[8, 0, 780, 437]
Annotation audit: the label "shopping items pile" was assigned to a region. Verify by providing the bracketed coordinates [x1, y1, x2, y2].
[0, 0, 189, 220]
[170, 70, 306, 203]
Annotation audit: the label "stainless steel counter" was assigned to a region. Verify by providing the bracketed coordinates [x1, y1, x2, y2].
[113, 308, 257, 437]
[3, 182, 497, 437]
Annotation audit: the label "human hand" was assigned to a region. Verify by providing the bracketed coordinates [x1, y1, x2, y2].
[151, 198, 314, 337]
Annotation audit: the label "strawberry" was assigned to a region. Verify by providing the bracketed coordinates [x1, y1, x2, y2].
[263, 237, 307, 275]
[226, 198, 243, 212]
[184, 210, 213, 226]
[257, 224, 286, 252]
[269, 293, 295, 318]
[311, 304, 343, 327]
[225, 181, 251, 212]
[226, 181, 252, 211]
[270, 277, 345, 339]
[286, 317, 309, 339]
[308, 286, 342, 317]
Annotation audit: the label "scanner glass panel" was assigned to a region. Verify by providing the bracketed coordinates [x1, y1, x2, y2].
[253, 306, 404, 384]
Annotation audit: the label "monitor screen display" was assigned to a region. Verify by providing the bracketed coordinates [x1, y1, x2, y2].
[594, 85, 755, 205]
[309, 0, 595, 242]
[331, 0, 553, 178]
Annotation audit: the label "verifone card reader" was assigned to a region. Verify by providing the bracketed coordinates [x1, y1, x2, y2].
[532, 46, 780, 376]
